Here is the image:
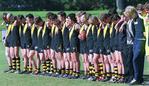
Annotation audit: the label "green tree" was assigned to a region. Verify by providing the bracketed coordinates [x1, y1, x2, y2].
[116, 0, 127, 13]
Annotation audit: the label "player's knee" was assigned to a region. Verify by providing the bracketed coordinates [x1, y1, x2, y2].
[5, 51, 10, 58]
[93, 58, 97, 64]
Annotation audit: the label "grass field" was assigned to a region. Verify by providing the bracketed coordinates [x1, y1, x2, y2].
[0, 11, 149, 86]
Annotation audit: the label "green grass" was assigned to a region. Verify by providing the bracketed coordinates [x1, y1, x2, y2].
[0, 11, 149, 86]
[0, 42, 127, 86]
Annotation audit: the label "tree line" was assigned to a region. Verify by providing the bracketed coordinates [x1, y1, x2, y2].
[0, 0, 148, 11]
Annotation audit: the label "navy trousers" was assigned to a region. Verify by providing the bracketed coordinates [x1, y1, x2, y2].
[122, 44, 134, 83]
[133, 39, 145, 82]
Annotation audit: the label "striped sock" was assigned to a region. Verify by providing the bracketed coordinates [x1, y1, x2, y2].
[95, 72, 99, 77]
[65, 69, 69, 75]
[72, 71, 76, 76]
[117, 74, 121, 79]
[121, 74, 124, 79]
[111, 72, 115, 78]
[53, 68, 57, 73]
[56, 69, 60, 74]
[46, 59, 51, 73]
[99, 63, 104, 77]
[50, 62, 54, 73]
[114, 66, 118, 79]
[12, 58, 16, 70]
[42, 61, 47, 72]
[69, 69, 73, 75]
[75, 72, 80, 76]
[16, 57, 20, 70]
[27, 65, 30, 71]
[61, 68, 65, 74]
[106, 72, 111, 78]
[23, 66, 28, 71]
[29, 67, 32, 72]
[89, 64, 93, 76]
[92, 65, 95, 76]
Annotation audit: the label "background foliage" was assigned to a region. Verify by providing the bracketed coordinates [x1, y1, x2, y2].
[0, 0, 148, 11]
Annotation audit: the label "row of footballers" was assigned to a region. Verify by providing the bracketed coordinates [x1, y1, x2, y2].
[2, 11, 127, 83]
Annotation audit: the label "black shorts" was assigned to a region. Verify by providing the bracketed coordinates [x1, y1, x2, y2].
[102, 47, 111, 55]
[36, 47, 44, 53]
[54, 46, 63, 52]
[30, 45, 38, 51]
[69, 44, 79, 53]
[110, 42, 115, 53]
[9, 41, 20, 47]
[113, 44, 119, 51]
[103, 42, 111, 55]
[5, 35, 20, 47]
[5, 43, 11, 47]
[93, 45, 102, 54]
[69, 46, 78, 53]
[20, 38, 24, 47]
[110, 47, 115, 53]
[63, 42, 70, 53]
[55, 48, 62, 52]
[87, 44, 94, 54]
[88, 49, 93, 54]
[5, 40, 11, 47]
[63, 47, 70, 53]
[21, 43, 31, 49]
[50, 41, 55, 50]
[20, 42, 24, 48]
[79, 44, 87, 54]
[43, 40, 51, 49]
[5, 35, 11, 47]
[43, 45, 50, 50]
[117, 44, 125, 52]
[79, 46, 87, 54]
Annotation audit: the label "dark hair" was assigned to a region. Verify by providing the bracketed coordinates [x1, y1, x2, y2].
[100, 13, 109, 21]
[85, 13, 91, 20]
[51, 13, 57, 21]
[93, 16, 99, 22]
[76, 11, 86, 17]
[46, 12, 54, 19]
[67, 13, 77, 23]
[35, 16, 43, 24]
[111, 14, 120, 21]
[136, 4, 144, 10]
[3, 13, 7, 17]
[13, 16, 18, 21]
[108, 8, 118, 15]
[144, 3, 149, 10]
[26, 14, 34, 19]
[119, 10, 124, 15]
[18, 15, 25, 20]
[2, 13, 7, 20]
[58, 11, 66, 18]
[92, 16, 99, 24]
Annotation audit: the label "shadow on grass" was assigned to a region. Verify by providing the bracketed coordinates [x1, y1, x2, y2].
[143, 75, 149, 85]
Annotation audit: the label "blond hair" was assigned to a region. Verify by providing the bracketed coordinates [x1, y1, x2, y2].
[76, 11, 86, 17]
[124, 6, 138, 19]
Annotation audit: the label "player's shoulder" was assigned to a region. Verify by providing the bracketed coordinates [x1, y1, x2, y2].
[74, 23, 80, 30]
